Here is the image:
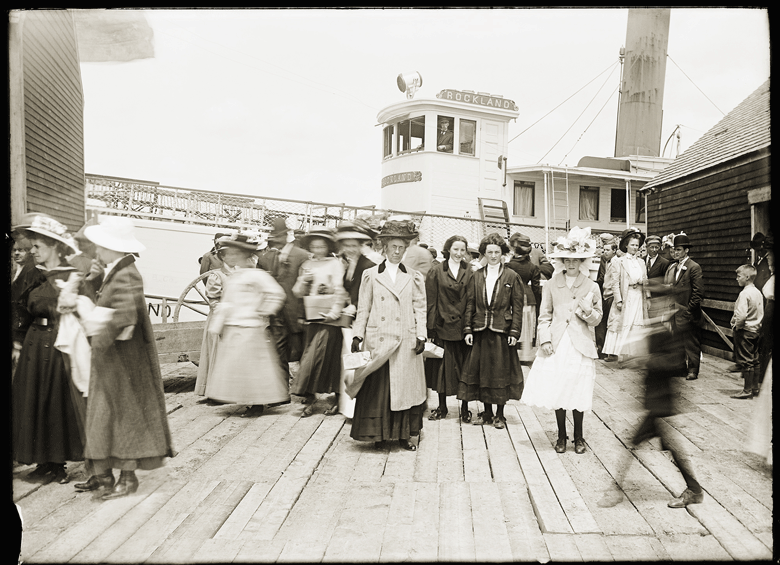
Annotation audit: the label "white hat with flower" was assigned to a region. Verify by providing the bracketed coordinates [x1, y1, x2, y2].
[24, 214, 79, 254]
[548, 227, 597, 259]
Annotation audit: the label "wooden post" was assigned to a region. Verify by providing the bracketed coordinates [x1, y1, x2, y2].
[9, 11, 27, 226]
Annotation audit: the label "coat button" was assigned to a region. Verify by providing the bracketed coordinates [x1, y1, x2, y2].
[381, 317, 385, 321]
[396, 317, 400, 321]
[381, 297, 385, 301]
[379, 337, 384, 342]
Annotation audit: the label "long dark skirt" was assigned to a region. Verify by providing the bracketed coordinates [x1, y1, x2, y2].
[458, 329, 524, 405]
[292, 323, 344, 396]
[424, 337, 444, 391]
[12, 324, 84, 465]
[350, 362, 425, 442]
[427, 338, 468, 396]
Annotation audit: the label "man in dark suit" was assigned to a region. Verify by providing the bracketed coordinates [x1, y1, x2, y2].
[437, 118, 453, 153]
[751, 232, 772, 292]
[257, 217, 309, 384]
[644, 235, 671, 319]
[662, 233, 705, 380]
[595, 236, 618, 359]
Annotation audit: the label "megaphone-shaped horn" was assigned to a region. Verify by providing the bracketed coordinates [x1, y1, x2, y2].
[397, 72, 423, 99]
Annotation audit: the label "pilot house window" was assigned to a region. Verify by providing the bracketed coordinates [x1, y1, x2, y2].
[383, 126, 394, 158]
[397, 116, 425, 154]
[610, 188, 627, 223]
[459, 119, 476, 155]
[436, 116, 454, 153]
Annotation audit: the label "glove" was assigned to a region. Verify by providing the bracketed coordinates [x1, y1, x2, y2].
[351, 337, 362, 353]
[414, 338, 425, 355]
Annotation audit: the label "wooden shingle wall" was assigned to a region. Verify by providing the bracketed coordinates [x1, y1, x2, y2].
[646, 153, 770, 354]
[22, 10, 85, 233]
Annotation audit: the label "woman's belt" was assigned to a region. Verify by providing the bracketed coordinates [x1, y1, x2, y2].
[33, 317, 49, 326]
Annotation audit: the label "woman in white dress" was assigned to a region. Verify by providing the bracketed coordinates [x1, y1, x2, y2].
[602, 228, 648, 362]
[521, 227, 603, 454]
[205, 234, 290, 415]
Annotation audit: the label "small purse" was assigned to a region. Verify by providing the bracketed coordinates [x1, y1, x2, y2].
[342, 351, 371, 370]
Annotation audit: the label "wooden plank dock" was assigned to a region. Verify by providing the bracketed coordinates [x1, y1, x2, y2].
[13, 354, 773, 562]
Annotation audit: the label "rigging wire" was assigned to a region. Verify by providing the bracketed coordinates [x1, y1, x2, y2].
[156, 26, 380, 112]
[557, 84, 620, 166]
[508, 60, 619, 146]
[667, 54, 725, 116]
[536, 62, 619, 165]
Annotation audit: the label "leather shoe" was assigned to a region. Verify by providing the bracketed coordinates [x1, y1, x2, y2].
[727, 364, 742, 373]
[102, 472, 139, 500]
[574, 438, 587, 454]
[686, 372, 698, 381]
[668, 488, 704, 508]
[730, 390, 753, 399]
[399, 439, 417, 451]
[554, 437, 567, 453]
[75, 473, 115, 492]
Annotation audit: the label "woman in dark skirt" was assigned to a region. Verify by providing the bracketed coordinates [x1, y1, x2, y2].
[459, 232, 525, 429]
[12, 216, 86, 483]
[425, 235, 474, 422]
[292, 228, 348, 416]
[347, 219, 428, 451]
[506, 232, 542, 364]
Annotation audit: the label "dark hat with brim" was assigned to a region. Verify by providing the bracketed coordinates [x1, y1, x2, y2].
[672, 233, 692, 248]
[619, 227, 646, 253]
[750, 232, 766, 249]
[268, 217, 294, 243]
[376, 220, 418, 241]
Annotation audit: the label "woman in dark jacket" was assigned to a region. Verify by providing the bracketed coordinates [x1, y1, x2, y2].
[506, 233, 542, 364]
[12, 216, 85, 483]
[459, 233, 526, 429]
[425, 235, 474, 422]
[77, 216, 175, 499]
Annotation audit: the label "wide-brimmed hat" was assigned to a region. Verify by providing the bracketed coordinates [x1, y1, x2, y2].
[672, 232, 692, 249]
[84, 216, 145, 253]
[548, 226, 596, 259]
[217, 232, 261, 252]
[645, 235, 662, 246]
[300, 227, 337, 254]
[619, 227, 646, 252]
[268, 217, 295, 244]
[23, 214, 79, 254]
[750, 232, 766, 250]
[376, 219, 418, 241]
[335, 221, 372, 242]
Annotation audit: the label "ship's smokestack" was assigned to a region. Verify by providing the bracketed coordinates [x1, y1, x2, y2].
[614, 9, 671, 158]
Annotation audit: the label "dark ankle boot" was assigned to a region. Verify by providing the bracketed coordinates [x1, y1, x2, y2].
[102, 470, 139, 500]
[75, 472, 115, 492]
[555, 435, 568, 453]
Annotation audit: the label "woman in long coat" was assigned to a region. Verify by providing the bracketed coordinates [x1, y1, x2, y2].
[506, 232, 542, 363]
[292, 228, 349, 416]
[205, 234, 289, 413]
[348, 220, 428, 451]
[12, 216, 85, 484]
[425, 234, 474, 422]
[459, 232, 526, 429]
[521, 227, 603, 455]
[602, 228, 648, 361]
[78, 216, 175, 499]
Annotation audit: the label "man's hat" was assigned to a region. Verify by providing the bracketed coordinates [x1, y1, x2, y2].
[84, 215, 144, 254]
[645, 235, 662, 246]
[618, 227, 646, 253]
[672, 232, 692, 249]
[268, 217, 294, 244]
[750, 232, 766, 250]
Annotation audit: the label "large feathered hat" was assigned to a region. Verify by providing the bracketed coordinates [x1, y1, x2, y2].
[548, 227, 596, 259]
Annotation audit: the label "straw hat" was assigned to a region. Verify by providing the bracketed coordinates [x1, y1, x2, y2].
[23, 214, 79, 254]
[300, 227, 338, 254]
[548, 227, 596, 259]
[84, 216, 146, 254]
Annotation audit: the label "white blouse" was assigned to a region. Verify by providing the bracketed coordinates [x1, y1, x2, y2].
[486, 263, 501, 304]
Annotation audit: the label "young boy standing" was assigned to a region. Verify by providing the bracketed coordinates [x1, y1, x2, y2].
[730, 265, 764, 399]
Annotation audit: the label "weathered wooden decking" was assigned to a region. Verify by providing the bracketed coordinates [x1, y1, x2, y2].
[14, 354, 773, 562]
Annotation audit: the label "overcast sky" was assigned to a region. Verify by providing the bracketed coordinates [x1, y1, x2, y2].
[80, 8, 770, 208]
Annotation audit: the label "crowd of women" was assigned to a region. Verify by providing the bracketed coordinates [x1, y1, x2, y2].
[11, 213, 770, 509]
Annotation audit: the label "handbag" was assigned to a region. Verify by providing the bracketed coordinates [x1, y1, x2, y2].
[342, 350, 371, 370]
